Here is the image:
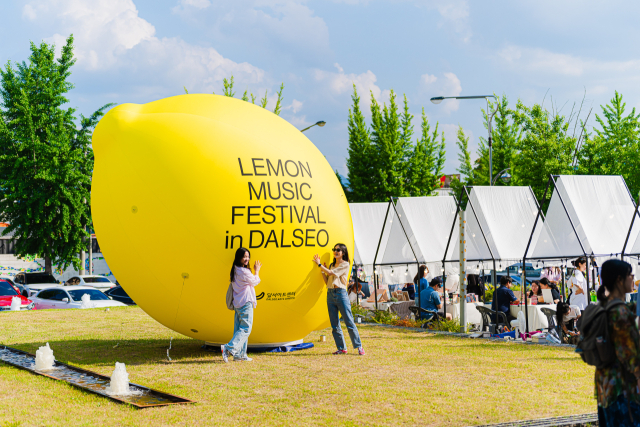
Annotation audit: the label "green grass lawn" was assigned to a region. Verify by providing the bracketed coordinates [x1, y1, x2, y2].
[1, 306, 595, 426]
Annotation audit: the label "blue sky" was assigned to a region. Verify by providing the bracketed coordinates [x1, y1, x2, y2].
[2, 0, 640, 176]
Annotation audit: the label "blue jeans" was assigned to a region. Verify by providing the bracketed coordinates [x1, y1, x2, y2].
[226, 302, 253, 359]
[327, 288, 362, 350]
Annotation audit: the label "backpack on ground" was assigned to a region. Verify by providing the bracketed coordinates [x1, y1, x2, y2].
[226, 283, 235, 310]
[575, 299, 625, 368]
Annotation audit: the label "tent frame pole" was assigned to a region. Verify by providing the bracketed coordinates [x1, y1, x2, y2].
[388, 196, 422, 313]
[442, 190, 465, 319]
[549, 175, 590, 298]
[371, 201, 393, 311]
[522, 180, 552, 334]
[622, 202, 640, 258]
[461, 186, 497, 331]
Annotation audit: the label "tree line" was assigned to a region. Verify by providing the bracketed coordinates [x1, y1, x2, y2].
[345, 87, 640, 204]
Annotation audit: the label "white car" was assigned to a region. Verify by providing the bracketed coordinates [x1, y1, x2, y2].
[13, 272, 63, 297]
[31, 286, 127, 310]
[65, 275, 116, 292]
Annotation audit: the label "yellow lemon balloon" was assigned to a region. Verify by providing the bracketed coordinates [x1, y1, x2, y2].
[91, 94, 353, 345]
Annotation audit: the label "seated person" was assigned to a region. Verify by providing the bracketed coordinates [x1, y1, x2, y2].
[419, 277, 453, 321]
[555, 302, 581, 338]
[401, 282, 415, 300]
[527, 280, 542, 299]
[492, 276, 517, 322]
[539, 278, 561, 304]
[348, 283, 365, 303]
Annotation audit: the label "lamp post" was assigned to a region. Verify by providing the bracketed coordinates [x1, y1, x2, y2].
[300, 121, 326, 133]
[492, 168, 512, 186]
[431, 95, 498, 185]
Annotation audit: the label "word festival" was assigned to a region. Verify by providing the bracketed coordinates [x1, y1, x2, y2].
[225, 158, 330, 249]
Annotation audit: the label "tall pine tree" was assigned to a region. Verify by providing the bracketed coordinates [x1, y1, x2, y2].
[346, 85, 374, 202]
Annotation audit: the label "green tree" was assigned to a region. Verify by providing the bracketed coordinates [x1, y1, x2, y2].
[346, 85, 375, 202]
[449, 126, 473, 200]
[577, 91, 640, 197]
[345, 86, 446, 202]
[186, 76, 285, 115]
[0, 35, 111, 273]
[405, 109, 446, 197]
[511, 101, 578, 201]
[370, 90, 410, 200]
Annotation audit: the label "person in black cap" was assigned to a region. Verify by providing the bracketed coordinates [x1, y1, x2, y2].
[418, 277, 452, 321]
[492, 276, 517, 322]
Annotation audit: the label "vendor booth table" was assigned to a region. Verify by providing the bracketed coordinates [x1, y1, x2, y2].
[509, 303, 556, 331]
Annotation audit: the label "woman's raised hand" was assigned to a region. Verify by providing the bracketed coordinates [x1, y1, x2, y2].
[312, 254, 321, 265]
[254, 260, 262, 272]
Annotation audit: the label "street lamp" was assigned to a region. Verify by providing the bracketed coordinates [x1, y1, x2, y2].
[430, 95, 498, 185]
[300, 121, 326, 133]
[492, 168, 511, 186]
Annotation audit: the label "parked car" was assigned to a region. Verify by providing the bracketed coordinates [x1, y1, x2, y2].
[499, 263, 542, 280]
[30, 286, 127, 310]
[0, 276, 28, 297]
[0, 280, 35, 311]
[103, 286, 135, 305]
[13, 272, 63, 297]
[65, 275, 115, 292]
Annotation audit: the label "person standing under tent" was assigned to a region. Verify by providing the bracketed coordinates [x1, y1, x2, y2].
[542, 267, 561, 284]
[313, 244, 365, 356]
[466, 274, 484, 300]
[594, 259, 640, 427]
[567, 257, 588, 310]
[414, 265, 430, 294]
[221, 247, 261, 363]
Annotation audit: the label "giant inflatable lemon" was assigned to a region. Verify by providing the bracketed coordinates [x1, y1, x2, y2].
[91, 95, 353, 345]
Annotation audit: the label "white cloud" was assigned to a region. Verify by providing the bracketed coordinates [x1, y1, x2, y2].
[432, 0, 471, 43]
[314, 63, 384, 105]
[22, 4, 37, 20]
[499, 45, 640, 78]
[210, 1, 332, 65]
[172, 0, 211, 13]
[24, 0, 265, 91]
[287, 99, 303, 114]
[420, 72, 462, 113]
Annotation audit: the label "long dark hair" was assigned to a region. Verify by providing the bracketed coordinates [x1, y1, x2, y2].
[597, 259, 632, 302]
[572, 257, 587, 269]
[413, 264, 429, 285]
[528, 280, 542, 297]
[556, 302, 571, 328]
[330, 243, 350, 267]
[539, 277, 559, 291]
[230, 247, 251, 282]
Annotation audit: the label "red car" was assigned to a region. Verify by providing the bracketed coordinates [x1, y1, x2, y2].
[0, 280, 35, 311]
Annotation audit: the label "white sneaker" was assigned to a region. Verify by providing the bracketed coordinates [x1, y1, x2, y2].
[221, 345, 228, 363]
[234, 356, 253, 362]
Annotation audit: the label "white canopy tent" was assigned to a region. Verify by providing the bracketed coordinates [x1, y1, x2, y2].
[529, 175, 640, 262]
[445, 186, 542, 269]
[349, 202, 392, 278]
[378, 196, 458, 286]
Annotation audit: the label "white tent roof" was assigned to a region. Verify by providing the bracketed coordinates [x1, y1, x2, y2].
[380, 196, 458, 277]
[530, 175, 640, 260]
[349, 202, 391, 267]
[628, 212, 640, 256]
[446, 186, 542, 265]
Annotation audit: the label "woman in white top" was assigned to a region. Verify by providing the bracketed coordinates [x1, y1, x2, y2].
[567, 257, 588, 310]
[221, 247, 261, 363]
